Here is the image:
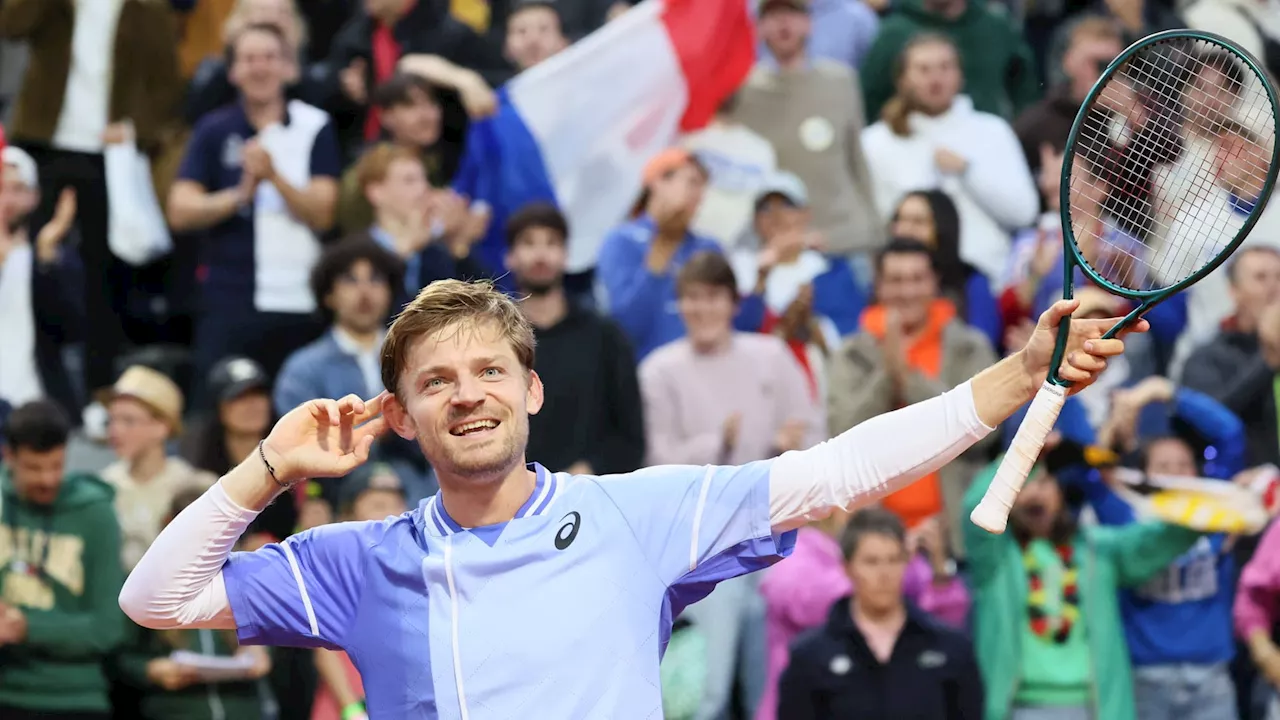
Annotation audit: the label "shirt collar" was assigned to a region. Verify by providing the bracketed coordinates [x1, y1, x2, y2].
[330, 326, 385, 357]
[232, 99, 293, 133]
[418, 462, 560, 537]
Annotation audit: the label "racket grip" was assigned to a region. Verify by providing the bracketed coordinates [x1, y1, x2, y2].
[970, 381, 1068, 534]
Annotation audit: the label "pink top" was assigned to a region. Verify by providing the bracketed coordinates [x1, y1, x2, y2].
[1234, 519, 1280, 640]
[754, 528, 972, 720]
[638, 333, 825, 467]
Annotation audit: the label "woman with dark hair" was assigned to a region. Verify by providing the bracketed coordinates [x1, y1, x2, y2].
[179, 357, 293, 547]
[891, 190, 1001, 349]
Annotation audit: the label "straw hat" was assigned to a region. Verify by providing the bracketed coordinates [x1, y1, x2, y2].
[97, 366, 184, 435]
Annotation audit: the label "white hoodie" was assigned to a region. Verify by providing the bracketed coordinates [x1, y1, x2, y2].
[861, 95, 1039, 283]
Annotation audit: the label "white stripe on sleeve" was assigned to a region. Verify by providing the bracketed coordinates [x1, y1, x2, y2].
[281, 540, 321, 636]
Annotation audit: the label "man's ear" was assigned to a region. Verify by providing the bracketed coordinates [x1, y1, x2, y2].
[526, 370, 545, 416]
[381, 393, 417, 441]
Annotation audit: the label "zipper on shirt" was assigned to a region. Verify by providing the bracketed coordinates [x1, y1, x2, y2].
[443, 536, 471, 720]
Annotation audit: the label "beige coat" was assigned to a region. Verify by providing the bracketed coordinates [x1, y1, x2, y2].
[826, 319, 997, 555]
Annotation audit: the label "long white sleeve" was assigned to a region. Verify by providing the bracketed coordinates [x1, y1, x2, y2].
[769, 380, 993, 531]
[118, 480, 260, 629]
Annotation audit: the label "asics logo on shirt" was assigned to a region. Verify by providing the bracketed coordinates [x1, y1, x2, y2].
[555, 512, 581, 550]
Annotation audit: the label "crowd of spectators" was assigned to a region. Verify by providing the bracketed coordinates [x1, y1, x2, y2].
[5, 0, 1280, 718]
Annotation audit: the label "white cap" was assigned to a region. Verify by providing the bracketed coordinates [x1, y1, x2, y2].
[754, 170, 808, 207]
[2, 146, 37, 190]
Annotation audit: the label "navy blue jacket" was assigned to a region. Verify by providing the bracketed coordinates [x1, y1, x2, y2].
[778, 597, 983, 720]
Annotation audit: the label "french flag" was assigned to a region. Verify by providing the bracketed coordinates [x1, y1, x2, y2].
[453, 0, 756, 277]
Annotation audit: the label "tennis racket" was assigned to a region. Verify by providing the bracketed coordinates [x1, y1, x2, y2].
[971, 29, 1280, 534]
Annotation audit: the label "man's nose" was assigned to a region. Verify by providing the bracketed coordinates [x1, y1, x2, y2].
[450, 376, 486, 406]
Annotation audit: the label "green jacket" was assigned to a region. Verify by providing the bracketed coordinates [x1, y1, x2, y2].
[0, 468, 125, 713]
[859, 0, 1040, 123]
[116, 621, 271, 720]
[963, 460, 1199, 720]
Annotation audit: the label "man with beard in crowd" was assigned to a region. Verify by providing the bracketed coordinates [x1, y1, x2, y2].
[963, 451, 1204, 720]
[274, 238, 435, 502]
[505, 202, 645, 475]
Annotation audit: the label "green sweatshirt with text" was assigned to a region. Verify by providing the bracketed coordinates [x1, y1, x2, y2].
[0, 468, 125, 713]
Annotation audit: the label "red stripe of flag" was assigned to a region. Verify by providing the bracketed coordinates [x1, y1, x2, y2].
[660, 0, 756, 131]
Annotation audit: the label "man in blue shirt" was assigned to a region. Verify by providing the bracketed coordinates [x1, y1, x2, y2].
[121, 280, 1138, 719]
[168, 22, 343, 398]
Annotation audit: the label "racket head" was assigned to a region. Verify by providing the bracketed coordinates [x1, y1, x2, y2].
[1060, 29, 1280, 303]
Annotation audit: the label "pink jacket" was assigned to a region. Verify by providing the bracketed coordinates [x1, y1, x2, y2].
[754, 528, 972, 720]
[1235, 519, 1280, 640]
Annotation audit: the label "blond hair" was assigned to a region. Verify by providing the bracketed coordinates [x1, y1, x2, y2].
[1066, 15, 1123, 49]
[381, 279, 536, 397]
[882, 32, 959, 137]
[356, 143, 424, 193]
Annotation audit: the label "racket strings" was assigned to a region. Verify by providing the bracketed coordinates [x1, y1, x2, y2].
[1069, 36, 1276, 291]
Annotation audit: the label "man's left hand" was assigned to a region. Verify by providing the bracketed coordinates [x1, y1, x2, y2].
[1018, 298, 1147, 394]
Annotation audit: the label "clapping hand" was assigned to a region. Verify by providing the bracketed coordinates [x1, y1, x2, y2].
[242, 140, 276, 184]
[262, 393, 389, 485]
[773, 418, 809, 454]
[881, 308, 911, 390]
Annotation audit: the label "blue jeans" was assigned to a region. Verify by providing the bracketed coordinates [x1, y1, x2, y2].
[1134, 662, 1238, 720]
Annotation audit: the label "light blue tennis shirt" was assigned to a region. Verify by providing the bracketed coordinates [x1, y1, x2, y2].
[222, 461, 795, 718]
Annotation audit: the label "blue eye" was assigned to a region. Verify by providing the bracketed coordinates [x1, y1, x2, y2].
[482, 367, 502, 378]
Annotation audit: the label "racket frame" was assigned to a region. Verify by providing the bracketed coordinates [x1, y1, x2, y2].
[1049, 28, 1280, 384]
[973, 29, 1280, 534]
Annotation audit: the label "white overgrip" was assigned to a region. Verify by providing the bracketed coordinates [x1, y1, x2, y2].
[970, 381, 1068, 534]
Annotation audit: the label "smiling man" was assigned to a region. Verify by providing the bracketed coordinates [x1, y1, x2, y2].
[122, 278, 1139, 719]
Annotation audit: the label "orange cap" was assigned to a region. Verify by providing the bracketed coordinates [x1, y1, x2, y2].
[641, 148, 701, 186]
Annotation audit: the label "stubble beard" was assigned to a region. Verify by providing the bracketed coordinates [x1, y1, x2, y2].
[431, 419, 528, 485]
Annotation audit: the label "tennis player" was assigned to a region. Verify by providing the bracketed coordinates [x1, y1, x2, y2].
[120, 280, 1139, 719]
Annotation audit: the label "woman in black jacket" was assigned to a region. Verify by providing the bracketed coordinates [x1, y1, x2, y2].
[777, 509, 984, 720]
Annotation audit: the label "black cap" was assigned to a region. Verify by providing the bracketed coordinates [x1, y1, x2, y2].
[339, 463, 407, 511]
[207, 357, 271, 405]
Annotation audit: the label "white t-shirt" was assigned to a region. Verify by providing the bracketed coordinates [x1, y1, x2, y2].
[0, 244, 45, 406]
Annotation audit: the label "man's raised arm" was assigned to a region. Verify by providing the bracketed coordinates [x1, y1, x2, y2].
[120, 395, 387, 630]
[767, 300, 1141, 531]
